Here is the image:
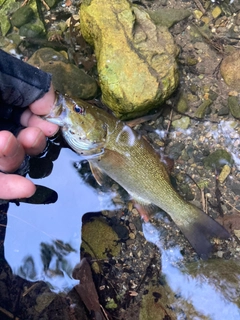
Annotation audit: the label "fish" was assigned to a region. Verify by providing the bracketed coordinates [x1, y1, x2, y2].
[44, 92, 230, 259]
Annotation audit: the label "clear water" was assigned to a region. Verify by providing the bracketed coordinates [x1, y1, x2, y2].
[143, 222, 240, 320]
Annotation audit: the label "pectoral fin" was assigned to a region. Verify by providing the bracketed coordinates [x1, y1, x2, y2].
[89, 161, 106, 186]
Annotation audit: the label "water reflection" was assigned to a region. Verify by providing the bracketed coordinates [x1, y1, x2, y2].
[4, 147, 115, 292]
[143, 222, 240, 319]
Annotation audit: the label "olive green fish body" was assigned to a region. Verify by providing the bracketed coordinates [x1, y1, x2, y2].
[90, 120, 229, 259]
[45, 95, 230, 259]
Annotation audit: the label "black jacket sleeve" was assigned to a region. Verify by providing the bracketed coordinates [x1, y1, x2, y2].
[0, 49, 52, 108]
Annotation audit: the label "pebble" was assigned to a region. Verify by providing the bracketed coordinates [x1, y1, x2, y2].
[234, 230, 240, 238]
[216, 251, 224, 258]
[218, 165, 231, 184]
[129, 232, 136, 240]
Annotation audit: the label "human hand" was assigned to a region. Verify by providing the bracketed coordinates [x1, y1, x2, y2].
[0, 84, 59, 200]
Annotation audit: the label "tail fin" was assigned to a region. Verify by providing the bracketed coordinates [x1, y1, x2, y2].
[179, 207, 230, 260]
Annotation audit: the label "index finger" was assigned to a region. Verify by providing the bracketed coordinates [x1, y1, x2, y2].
[29, 83, 56, 115]
[20, 110, 59, 137]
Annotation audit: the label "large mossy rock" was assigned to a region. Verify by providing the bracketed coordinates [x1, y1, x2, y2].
[80, 0, 179, 119]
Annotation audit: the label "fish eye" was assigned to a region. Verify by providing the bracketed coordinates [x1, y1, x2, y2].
[74, 104, 84, 114]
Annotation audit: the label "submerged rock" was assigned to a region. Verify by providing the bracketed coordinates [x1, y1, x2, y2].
[147, 8, 191, 28]
[80, 0, 179, 119]
[176, 93, 189, 113]
[19, 19, 45, 38]
[228, 95, 240, 119]
[220, 50, 240, 90]
[140, 278, 176, 320]
[203, 149, 233, 170]
[81, 217, 121, 260]
[0, 14, 11, 36]
[28, 48, 98, 99]
[195, 99, 212, 118]
[11, 5, 34, 28]
[172, 116, 190, 130]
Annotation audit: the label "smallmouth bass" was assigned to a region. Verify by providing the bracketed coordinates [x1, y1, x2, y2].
[45, 93, 230, 259]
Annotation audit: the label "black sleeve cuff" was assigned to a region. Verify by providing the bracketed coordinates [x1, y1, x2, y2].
[0, 49, 52, 108]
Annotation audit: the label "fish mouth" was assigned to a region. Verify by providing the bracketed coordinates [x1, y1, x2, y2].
[43, 107, 69, 126]
[43, 92, 70, 126]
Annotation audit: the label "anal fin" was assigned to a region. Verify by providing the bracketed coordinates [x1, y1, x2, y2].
[133, 201, 159, 223]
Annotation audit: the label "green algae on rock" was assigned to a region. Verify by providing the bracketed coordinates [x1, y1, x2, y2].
[172, 116, 190, 130]
[19, 19, 45, 38]
[81, 218, 121, 260]
[228, 95, 240, 119]
[80, 0, 179, 119]
[203, 149, 233, 170]
[140, 280, 176, 320]
[195, 99, 213, 118]
[0, 14, 11, 36]
[11, 5, 34, 28]
[176, 93, 189, 113]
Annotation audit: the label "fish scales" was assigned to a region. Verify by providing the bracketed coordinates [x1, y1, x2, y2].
[45, 94, 230, 259]
[93, 121, 193, 225]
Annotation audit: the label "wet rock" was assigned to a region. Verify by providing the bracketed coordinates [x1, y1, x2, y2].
[203, 149, 233, 170]
[231, 182, 240, 195]
[220, 50, 240, 90]
[28, 48, 99, 99]
[181, 149, 190, 161]
[7, 33, 21, 47]
[212, 6, 222, 19]
[172, 116, 190, 130]
[208, 89, 218, 101]
[176, 93, 189, 113]
[140, 280, 176, 320]
[194, 9, 203, 20]
[19, 19, 45, 38]
[0, 0, 18, 36]
[167, 142, 185, 160]
[218, 164, 231, 184]
[195, 99, 212, 118]
[11, 5, 34, 28]
[185, 56, 198, 66]
[35, 292, 56, 313]
[178, 184, 195, 201]
[218, 105, 229, 116]
[228, 95, 240, 119]
[147, 8, 191, 28]
[0, 14, 11, 36]
[80, 0, 179, 119]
